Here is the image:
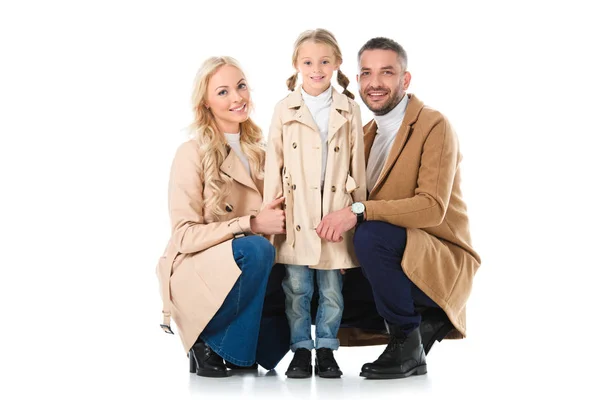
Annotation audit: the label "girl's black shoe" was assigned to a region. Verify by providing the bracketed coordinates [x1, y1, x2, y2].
[285, 348, 312, 378]
[315, 348, 343, 378]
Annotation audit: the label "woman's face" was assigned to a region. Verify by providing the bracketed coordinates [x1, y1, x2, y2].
[205, 64, 250, 133]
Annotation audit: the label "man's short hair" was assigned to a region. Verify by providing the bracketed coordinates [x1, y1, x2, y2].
[358, 37, 408, 71]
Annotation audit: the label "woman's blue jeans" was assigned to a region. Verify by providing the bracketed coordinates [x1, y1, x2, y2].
[200, 236, 275, 366]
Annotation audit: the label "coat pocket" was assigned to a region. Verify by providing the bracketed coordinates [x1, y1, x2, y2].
[283, 168, 295, 247]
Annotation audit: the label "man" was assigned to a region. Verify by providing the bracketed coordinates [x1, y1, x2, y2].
[317, 37, 481, 379]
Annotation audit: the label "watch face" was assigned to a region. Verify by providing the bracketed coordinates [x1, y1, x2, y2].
[352, 202, 365, 214]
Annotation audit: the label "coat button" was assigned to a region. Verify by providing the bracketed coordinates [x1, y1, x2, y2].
[225, 204, 233, 212]
[296, 225, 301, 231]
[334, 146, 340, 152]
[292, 142, 297, 149]
[331, 186, 336, 192]
[292, 184, 296, 190]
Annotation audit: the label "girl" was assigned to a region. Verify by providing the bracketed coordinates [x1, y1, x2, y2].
[263, 29, 367, 378]
[156, 56, 289, 377]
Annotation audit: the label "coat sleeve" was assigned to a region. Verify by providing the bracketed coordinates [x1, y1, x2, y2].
[262, 103, 285, 208]
[364, 115, 459, 228]
[168, 141, 253, 254]
[349, 101, 367, 203]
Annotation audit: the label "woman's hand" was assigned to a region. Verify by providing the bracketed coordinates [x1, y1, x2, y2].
[251, 197, 286, 235]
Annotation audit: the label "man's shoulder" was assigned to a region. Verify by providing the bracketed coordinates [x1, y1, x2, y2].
[408, 94, 446, 125]
[411, 100, 457, 145]
[419, 104, 447, 124]
[407, 97, 454, 138]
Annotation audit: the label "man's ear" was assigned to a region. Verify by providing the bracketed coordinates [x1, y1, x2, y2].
[403, 71, 412, 90]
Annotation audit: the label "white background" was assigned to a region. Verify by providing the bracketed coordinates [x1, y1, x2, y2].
[1, 1, 599, 399]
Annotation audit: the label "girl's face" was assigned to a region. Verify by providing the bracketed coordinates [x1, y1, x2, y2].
[295, 41, 340, 96]
[205, 64, 250, 133]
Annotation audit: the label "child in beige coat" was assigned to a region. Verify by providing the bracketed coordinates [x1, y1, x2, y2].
[262, 29, 366, 379]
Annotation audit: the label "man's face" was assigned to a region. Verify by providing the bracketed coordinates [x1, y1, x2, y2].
[358, 49, 411, 116]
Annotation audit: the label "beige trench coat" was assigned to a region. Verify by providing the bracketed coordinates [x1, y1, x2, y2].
[262, 87, 366, 269]
[156, 140, 264, 352]
[360, 94, 481, 339]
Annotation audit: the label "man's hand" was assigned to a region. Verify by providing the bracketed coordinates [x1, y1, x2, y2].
[316, 207, 357, 242]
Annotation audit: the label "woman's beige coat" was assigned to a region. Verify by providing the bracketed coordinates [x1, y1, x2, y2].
[156, 140, 263, 352]
[262, 87, 366, 269]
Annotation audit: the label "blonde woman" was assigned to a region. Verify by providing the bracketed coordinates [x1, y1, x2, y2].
[156, 56, 288, 377]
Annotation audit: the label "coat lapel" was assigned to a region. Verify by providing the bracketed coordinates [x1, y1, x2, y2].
[327, 88, 350, 143]
[368, 94, 424, 197]
[281, 87, 350, 139]
[281, 89, 320, 132]
[220, 150, 259, 193]
[363, 119, 377, 162]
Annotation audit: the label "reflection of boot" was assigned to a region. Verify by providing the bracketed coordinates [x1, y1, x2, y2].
[360, 325, 427, 379]
[285, 348, 312, 378]
[419, 308, 453, 355]
[225, 361, 258, 370]
[315, 348, 342, 378]
[188, 338, 228, 378]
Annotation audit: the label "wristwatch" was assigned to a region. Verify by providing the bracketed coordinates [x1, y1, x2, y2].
[351, 202, 365, 224]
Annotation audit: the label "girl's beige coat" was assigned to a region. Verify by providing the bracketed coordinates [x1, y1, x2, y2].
[262, 88, 367, 269]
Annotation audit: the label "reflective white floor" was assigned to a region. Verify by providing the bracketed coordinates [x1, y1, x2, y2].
[133, 331, 594, 400]
[6, 315, 597, 400]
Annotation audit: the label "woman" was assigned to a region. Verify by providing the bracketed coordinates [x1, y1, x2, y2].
[156, 56, 288, 377]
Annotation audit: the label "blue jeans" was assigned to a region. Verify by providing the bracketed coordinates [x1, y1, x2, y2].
[282, 264, 344, 351]
[200, 236, 275, 367]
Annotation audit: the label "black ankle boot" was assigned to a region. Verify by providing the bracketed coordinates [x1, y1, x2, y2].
[315, 348, 342, 378]
[285, 348, 312, 378]
[419, 308, 453, 355]
[189, 339, 228, 378]
[360, 324, 427, 379]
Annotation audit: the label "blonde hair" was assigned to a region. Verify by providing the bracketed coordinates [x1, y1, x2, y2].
[286, 28, 354, 99]
[190, 56, 265, 217]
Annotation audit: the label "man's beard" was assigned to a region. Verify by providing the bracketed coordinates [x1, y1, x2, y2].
[360, 86, 403, 116]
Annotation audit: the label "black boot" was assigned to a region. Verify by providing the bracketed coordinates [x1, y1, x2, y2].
[285, 348, 312, 378]
[360, 324, 427, 379]
[189, 339, 228, 378]
[419, 308, 453, 355]
[315, 348, 342, 378]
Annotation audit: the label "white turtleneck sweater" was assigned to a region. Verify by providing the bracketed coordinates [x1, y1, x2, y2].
[366, 94, 409, 193]
[224, 132, 250, 175]
[301, 85, 332, 187]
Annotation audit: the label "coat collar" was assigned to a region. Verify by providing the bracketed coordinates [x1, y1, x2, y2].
[364, 93, 425, 197]
[282, 86, 350, 141]
[219, 148, 260, 193]
[285, 85, 351, 112]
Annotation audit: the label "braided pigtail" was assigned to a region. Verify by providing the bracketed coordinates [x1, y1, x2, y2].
[337, 69, 354, 99]
[286, 73, 298, 91]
